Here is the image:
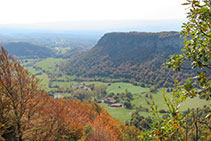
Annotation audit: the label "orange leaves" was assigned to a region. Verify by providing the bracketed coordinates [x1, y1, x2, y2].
[155, 131, 161, 135]
[0, 47, 137, 140]
[37, 99, 127, 140]
[36, 98, 122, 140]
[0, 47, 49, 140]
[86, 109, 123, 141]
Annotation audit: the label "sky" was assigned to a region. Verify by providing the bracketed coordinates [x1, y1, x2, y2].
[0, 0, 187, 30]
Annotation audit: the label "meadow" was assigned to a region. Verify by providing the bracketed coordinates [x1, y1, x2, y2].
[101, 82, 210, 122]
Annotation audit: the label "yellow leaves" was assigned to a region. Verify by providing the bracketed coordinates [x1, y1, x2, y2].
[189, 92, 197, 96]
[185, 44, 188, 49]
[198, 47, 203, 52]
[176, 126, 180, 129]
[191, 3, 195, 9]
[185, 27, 191, 33]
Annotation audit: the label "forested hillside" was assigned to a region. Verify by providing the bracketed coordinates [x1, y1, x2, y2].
[63, 31, 193, 87]
[2, 42, 55, 58]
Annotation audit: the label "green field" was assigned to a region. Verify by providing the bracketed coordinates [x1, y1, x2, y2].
[35, 58, 65, 72]
[83, 81, 108, 87]
[37, 73, 51, 90]
[58, 47, 72, 54]
[100, 103, 135, 122]
[106, 82, 149, 94]
[21, 59, 37, 66]
[22, 58, 68, 90]
[51, 81, 76, 88]
[102, 84, 210, 122]
[26, 66, 41, 74]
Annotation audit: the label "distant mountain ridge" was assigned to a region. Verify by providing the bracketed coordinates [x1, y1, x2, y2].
[92, 31, 182, 64]
[63, 31, 193, 87]
[2, 42, 54, 58]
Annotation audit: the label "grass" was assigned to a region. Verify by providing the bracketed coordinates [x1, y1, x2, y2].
[102, 83, 152, 121]
[54, 93, 72, 97]
[26, 66, 41, 74]
[23, 58, 67, 91]
[20, 59, 35, 66]
[35, 58, 65, 72]
[100, 103, 152, 122]
[100, 103, 136, 122]
[66, 75, 77, 80]
[37, 73, 50, 90]
[54, 74, 77, 81]
[104, 86, 210, 122]
[83, 81, 108, 87]
[52, 81, 78, 88]
[106, 82, 149, 94]
[132, 89, 210, 111]
[59, 47, 72, 54]
[180, 96, 211, 111]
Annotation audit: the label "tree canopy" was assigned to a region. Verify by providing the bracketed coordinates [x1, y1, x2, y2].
[141, 0, 211, 140]
[167, 0, 211, 100]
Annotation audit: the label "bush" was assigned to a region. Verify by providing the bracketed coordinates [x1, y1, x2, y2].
[149, 85, 157, 93]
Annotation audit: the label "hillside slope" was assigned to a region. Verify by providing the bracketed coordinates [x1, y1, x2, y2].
[2, 42, 55, 58]
[64, 31, 193, 87]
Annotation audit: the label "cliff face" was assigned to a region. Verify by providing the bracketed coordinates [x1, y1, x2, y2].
[64, 31, 191, 87]
[91, 32, 183, 64]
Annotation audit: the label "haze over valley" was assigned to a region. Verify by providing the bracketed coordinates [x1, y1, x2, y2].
[0, 0, 210, 140]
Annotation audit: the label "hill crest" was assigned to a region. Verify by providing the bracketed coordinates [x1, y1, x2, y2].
[63, 31, 193, 87]
[2, 42, 54, 58]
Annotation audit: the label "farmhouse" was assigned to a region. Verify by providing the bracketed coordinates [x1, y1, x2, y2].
[110, 104, 122, 107]
[97, 100, 104, 103]
[104, 97, 116, 104]
[72, 84, 91, 91]
[54, 95, 64, 99]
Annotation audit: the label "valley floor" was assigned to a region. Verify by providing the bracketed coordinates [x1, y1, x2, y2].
[21, 57, 210, 122]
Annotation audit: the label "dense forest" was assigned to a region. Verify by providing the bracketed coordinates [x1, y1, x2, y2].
[63, 31, 196, 87]
[2, 42, 55, 58]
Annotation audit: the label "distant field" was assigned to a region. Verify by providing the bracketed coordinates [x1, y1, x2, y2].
[100, 103, 135, 122]
[21, 59, 36, 66]
[35, 58, 65, 72]
[37, 73, 50, 90]
[58, 47, 72, 54]
[26, 66, 41, 74]
[51, 81, 77, 88]
[83, 81, 108, 87]
[106, 82, 149, 94]
[22, 58, 68, 90]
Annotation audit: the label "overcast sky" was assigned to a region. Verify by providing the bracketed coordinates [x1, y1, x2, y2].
[0, 0, 187, 30]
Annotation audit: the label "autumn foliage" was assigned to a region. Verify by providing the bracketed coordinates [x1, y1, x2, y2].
[0, 47, 139, 140]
